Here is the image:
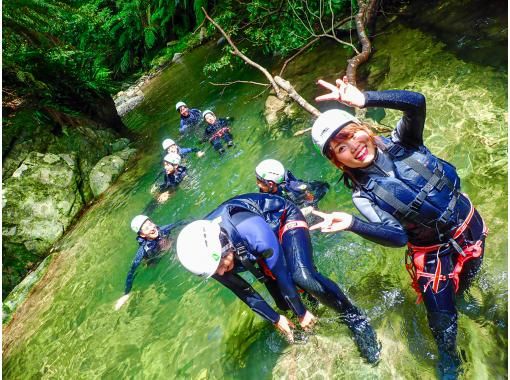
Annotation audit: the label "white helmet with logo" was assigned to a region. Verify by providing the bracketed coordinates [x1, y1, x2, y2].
[202, 109, 214, 119]
[131, 215, 149, 233]
[163, 152, 181, 165]
[255, 159, 285, 184]
[311, 109, 361, 156]
[162, 138, 176, 150]
[176, 220, 222, 277]
[175, 101, 187, 111]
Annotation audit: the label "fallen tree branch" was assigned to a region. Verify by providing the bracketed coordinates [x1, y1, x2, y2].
[209, 80, 270, 87]
[202, 7, 284, 99]
[274, 76, 320, 117]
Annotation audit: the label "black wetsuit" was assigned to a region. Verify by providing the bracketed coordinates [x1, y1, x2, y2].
[179, 108, 202, 133]
[203, 118, 233, 153]
[205, 193, 380, 362]
[124, 224, 177, 294]
[157, 166, 187, 192]
[341, 90, 486, 375]
[273, 170, 329, 208]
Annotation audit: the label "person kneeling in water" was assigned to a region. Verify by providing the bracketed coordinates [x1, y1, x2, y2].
[255, 159, 329, 212]
[162, 138, 204, 158]
[153, 152, 187, 203]
[114, 215, 182, 310]
[202, 110, 234, 154]
[176, 193, 380, 363]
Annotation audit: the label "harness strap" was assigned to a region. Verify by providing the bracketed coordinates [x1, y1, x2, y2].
[405, 198, 488, 303]
[371, 184, 429, 224]
[235, 244, 267, 283]
[278, 220, 309, 243]
[257, 259, 276, 280]
[209, 127, 230, 142]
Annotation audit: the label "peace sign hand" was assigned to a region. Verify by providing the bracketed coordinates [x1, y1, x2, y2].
[309, 209, 353, 233]
[315, 76, 366, 108]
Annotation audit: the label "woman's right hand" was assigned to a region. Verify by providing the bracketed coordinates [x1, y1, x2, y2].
[316, 76, 366, 108]
[275, 315, 295, 343]
[309, 210, 353, 232]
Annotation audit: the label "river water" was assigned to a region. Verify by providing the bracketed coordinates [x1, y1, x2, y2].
[3, 2, 507, 379]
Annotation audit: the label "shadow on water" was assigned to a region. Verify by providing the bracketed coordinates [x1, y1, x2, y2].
[3, 0, 507, 378]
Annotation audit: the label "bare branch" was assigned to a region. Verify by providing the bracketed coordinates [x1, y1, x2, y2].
[279, 37, 320, 77]
[209, 80, 270, 87]
[192, 18, 206, 34]
[274, 76, 320, 117]
[202, 7, 284, 99]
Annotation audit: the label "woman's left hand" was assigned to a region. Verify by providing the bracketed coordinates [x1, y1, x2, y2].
[309, 210, 353, 232]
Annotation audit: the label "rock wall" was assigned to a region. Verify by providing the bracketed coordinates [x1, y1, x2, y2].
[2, 119, 137, 298]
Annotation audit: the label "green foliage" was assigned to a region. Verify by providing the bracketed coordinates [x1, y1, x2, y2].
[3, 0, 211, 123]
[202, 0, 355, 74]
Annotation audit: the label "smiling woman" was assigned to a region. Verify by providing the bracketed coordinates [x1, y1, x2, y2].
[310, 76, 489, 378]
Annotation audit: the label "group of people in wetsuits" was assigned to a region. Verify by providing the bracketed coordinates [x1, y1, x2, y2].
[115, 77, 487, 379]
[152, 101, 237, 203]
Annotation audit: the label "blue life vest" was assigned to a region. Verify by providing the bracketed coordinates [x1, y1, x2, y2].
[204, 193, 300, 282]
[352, 137, 467, 236]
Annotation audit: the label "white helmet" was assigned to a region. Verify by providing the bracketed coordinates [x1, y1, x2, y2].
[162, 138, 176, 150]
[311, 109, 361, 156]
[176, 220, 223, 277]
[202, 109, 214, 119]
[175, 101, 186, 111]
[255, 159, 285, 184]
[131, 215, 149, 233]
[163, 152, 181, 165]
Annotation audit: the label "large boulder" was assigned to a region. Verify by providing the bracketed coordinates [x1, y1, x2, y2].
[116, 95, 145, 117]
[89, 147, 137, 197]
[2, 152, 84, 297]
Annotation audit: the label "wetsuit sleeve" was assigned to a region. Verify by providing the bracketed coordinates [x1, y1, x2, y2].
[158, 173, 170, 192]
[236, 214, 306, 317]
[179, 119, 187, 134]
[348, 193, 409, 247]
[212, 272, 280, 323]
[175, 167, 187, 183]
[363, 90, 426, 147]
[159, 220, 187, 235]
[124, 247, 145, 294]
[179, 147, 198, 157]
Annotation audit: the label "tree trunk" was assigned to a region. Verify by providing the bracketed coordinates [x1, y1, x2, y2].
[346, 0, 379, 86]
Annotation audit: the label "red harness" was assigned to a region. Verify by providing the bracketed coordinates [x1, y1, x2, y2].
[209, 127, 231, 142]
[405, 197, 488, 303]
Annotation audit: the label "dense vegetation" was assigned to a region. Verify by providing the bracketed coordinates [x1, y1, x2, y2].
[3, 0, 359, 123]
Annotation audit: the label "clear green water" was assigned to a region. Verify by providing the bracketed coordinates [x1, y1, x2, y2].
[3, 9, 507, 380]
